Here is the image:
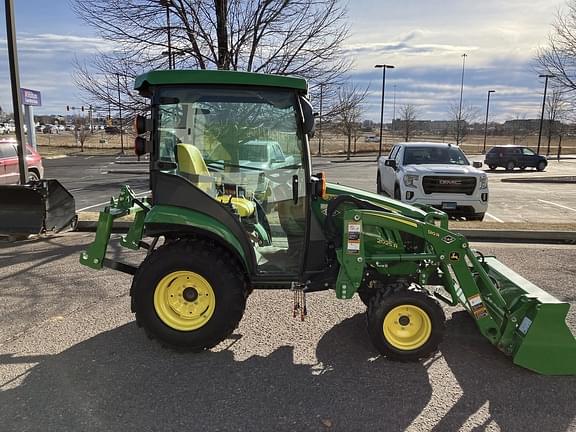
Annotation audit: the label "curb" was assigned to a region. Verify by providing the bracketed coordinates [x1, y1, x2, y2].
[75, 220, 576, 244]
[105, 169, 149, 175]
[501, 176, 576, 184]
[42, 155, 68, 160]
[114, 160, 149, 165]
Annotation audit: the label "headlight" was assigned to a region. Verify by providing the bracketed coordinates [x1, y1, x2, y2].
[403, 174, 419, 188]
[479, 175, 488, 189]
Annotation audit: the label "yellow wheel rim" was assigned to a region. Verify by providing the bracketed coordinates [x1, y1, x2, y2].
[153, 271, 216, 331]
[383, 304, 432, 351]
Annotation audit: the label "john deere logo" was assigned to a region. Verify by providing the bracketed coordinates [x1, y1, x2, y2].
[450, 252, 460, 261]
[440, 179, 462, 185]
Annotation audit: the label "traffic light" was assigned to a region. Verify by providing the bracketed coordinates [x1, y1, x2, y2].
[66, 105, 70, 111]
[81, 106, 84, 112]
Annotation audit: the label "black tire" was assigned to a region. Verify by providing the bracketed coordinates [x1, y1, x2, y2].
[536, 160, 547, 172]
[28, 169, 40, 182]
[488, 165, 497, 170]
[519, 166, 526, 170]
[131, 239, 247, 351]
[367, 288, 445, 361]
[376, 172, 382, 194]
[394, 184, 401, 200]
[358, 288, 374, 306]
[467, 212, 485, 221]
[505, 160, 515, 171]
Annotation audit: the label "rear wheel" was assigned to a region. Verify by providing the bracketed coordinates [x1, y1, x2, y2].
[536, 160, 547, 171]
[488, 164, 497, 170]
[505, 160, 515, 171]
[367, 288, 445, 361]
[131, 239, 247, 351]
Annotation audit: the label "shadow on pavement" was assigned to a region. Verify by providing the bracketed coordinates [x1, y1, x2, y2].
[0, 314, 432, 432]
[435, 311, 576, 431]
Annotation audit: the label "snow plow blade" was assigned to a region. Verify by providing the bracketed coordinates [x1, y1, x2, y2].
[0, 180, 76, 235]
[483, 257, 576, 375]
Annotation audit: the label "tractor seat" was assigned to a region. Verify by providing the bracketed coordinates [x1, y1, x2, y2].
[176, 143, 255, 218]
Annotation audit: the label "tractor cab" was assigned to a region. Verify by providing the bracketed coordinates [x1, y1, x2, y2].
[134, 70, 319, 278]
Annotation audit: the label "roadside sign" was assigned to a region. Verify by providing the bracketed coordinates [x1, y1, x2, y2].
[20, 88, 41, 106]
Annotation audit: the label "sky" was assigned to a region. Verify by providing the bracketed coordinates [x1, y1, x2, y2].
[0, 0, 566, 122]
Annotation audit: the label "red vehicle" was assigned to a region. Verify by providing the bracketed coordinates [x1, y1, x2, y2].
[0, 139, 44, 184]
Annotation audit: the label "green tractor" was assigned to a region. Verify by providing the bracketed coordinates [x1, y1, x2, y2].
[80, 70, 576, 375]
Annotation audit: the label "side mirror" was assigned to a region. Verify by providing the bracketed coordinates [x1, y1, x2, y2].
[300, 97, 315, 138]
[134, 136, 151, 156]
[384, 159, 397, 169]
[473, 161, 482, 168]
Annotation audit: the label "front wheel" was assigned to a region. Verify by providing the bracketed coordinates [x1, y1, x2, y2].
[367, 289, 445, 361]
[394, 184, 401, 200]
[131, 239, 247, 351]
[376, 172, 382, 194]
[467, 212, 485, 221]
[536, 160, 547, 171]
[488, 164, 497, 170]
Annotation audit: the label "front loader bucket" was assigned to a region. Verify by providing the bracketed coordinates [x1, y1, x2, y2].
[0, 180, 76, 235]
[483, 257, 576, 375]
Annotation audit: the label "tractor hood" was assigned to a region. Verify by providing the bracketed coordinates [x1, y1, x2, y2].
[325, 182, 429, 221]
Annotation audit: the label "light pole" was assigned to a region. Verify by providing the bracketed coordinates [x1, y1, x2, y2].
[537, 74, 554, 155]
[392, 84, 397, 135]
[117, 73, 124, 154]
[457, 53, 467, 144]
[318, 82, 326, 155]
[160, 0, 173, 69]
[482, 90, 495, 154]
[375, 64, 395, 159]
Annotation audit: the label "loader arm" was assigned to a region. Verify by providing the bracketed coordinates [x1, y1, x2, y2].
[335, 208, 576, 375]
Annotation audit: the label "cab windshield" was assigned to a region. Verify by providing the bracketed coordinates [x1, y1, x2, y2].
[403, 146, 469, 165]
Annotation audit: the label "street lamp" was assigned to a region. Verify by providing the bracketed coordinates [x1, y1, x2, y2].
[375, 64, 395, 159]
[482, 90, 495, 154]
[537, 74, 554, 155]
[456, 53, 467, 145]
[160, 0, 173, 70]
[317, 82, 326, 155]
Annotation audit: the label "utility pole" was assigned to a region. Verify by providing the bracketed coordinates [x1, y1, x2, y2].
[5, 0, 28, 183]
[160, 0, 173, 69]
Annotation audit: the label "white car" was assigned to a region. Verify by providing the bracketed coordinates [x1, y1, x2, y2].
[377, 142, 489, 220]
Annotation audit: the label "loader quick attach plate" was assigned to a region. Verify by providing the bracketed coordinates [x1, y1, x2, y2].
[483, 257, 576, 375]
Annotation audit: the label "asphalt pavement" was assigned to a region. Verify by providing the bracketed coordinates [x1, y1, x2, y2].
[0, 233, 575, 431]
[41, 153, 576, 226]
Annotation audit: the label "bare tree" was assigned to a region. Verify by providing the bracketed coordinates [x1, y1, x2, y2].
[398, 104, 418, 142]
[447, 101, 479, 144]
[331, 84, 368, 160]
[72, 0, 350, 114]
[537, 1, 576, 99]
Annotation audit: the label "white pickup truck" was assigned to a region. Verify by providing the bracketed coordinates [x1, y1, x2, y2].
[377, 142, 489, 220]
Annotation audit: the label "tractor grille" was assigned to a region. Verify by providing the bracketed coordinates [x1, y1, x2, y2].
[422, 176, 477, 195]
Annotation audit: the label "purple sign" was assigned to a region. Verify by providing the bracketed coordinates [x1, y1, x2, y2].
[21, 88, 42, 106]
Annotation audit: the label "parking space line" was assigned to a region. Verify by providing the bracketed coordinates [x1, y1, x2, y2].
[537, 199, 576, 213]
[485, 212, 504, 223]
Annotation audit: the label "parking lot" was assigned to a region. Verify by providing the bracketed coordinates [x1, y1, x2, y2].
[1, 151, 575, 431]
[0, 233, 575, 431]
[40, 153, 576, 226]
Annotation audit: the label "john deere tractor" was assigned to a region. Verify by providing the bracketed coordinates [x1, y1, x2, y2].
[80, 70, 576, 375]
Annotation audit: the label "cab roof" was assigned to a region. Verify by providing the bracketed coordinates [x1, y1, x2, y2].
[134, 70, 308, 93]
